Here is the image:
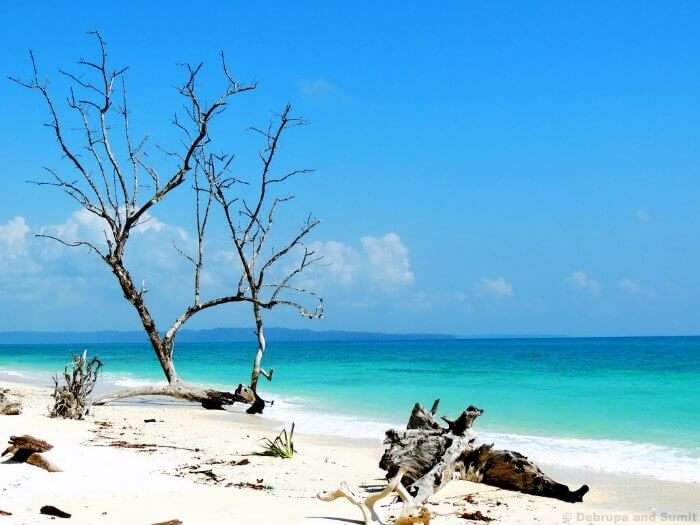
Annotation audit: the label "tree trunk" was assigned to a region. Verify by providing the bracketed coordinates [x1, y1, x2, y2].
[379, 400, 589, 504]
[461, 444, 590, 503]
[250, 314, 265, 393]
[156, 341, 178, 385]
[110, 257, 177, 377]
[98, 259, 246, 409]
[246, 303, 272, 414]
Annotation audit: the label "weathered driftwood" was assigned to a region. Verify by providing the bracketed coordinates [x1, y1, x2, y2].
[320, 400, 589, 525]
[2, 435, 61, 473]
[380, 401, 589, 504]
[40, 505, 71, 518]
[3, 435, 53, 455]
[51, 351, 102, 419]
[318, 469, 430, 525]
[461, 444, 589, 502]
[93, 382, 252, 411]
[151, 520, 183, 525]
[0, 390, 22, 416]
[89, 439, 200, 452]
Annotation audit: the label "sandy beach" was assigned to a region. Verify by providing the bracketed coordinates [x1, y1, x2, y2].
[2, 4, 699, 524]
[1, 380, 696, 525]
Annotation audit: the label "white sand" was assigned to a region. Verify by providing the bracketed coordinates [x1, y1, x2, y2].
[0, 382, 697, 525]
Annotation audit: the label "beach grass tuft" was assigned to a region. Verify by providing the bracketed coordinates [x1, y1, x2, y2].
[261, 423, 295, 459]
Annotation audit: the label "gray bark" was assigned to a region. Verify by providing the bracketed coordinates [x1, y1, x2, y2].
[379, 400, 589, 504]
[12, 34, 260, 408]
[93, 383, 247, 409]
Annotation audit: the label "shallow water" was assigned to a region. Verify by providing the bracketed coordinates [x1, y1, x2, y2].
[1, 336, 699, 482]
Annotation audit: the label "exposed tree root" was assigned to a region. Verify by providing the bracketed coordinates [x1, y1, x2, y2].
[50, 351, 102, 419]
[380, 400, 589, 504]
[320, 400, 589, 525]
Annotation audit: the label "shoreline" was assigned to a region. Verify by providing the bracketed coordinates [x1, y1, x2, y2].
[2, 366, 699, 485]
[0, 380, 698, 524]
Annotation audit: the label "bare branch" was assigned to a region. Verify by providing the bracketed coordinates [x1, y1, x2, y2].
[257, 215, 321, 288]
[16, 34, 323, 411]
[35, 234, 105, 258]
[268, 168, 314, 185]
[10, 50, 111, 219]
[207, 103, 322, 404]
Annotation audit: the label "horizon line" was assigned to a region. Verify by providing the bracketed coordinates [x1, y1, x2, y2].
[0, 327, 699, 341]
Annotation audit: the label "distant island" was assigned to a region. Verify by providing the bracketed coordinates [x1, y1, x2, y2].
[0, 328, 459, 345]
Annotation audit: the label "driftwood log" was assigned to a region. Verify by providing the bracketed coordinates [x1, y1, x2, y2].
[1, 435, 61, 472]
[320, 401, 588, 525]
[318, 469, 429, 525]
[93, 383, 256, 411]
[0, 389, 22, 416]
[380, 401, 589, 504]
[40, 506, 71, 519]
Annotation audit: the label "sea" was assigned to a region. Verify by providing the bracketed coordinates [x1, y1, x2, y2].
[1, 336, 698, 484]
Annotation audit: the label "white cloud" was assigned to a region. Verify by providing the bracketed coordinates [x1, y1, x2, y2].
[301, 79, 336, 97]
[308, 233, 414, 290]
[619, 278, 642, 294]
[2, 212, 416, 316]
[39, 209, 187, 253]
[635, 209, 651, 224]
[479, 277, 513, 298]
[361, 233, 415, 286]
[13, 209, 195, 299]
[133, 213, 165, 234]
[618, 278, 655, 299]
[309, 240, 360, 285]
[39, 208, 113, 252]
[0, 216, 30, 258]
[568, 271, 601, 295]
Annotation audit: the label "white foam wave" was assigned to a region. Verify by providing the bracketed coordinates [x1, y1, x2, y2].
[0, 367, 51, 386]
[3, 370, 27, 377]
[102, 374, 168, 389]
[265, 396, 397, 441]
[480, 431, 700, 484]
[266, 396, 700, 483]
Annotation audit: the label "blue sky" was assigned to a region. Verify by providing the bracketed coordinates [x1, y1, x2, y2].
[0, 1, 699, 336]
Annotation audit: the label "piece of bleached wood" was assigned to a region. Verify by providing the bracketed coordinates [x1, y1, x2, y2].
[317, 469, 429, 525]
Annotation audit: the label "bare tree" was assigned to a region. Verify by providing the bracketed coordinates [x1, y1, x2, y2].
[205, 104, 324, 413]
[11, 32, 265, 408]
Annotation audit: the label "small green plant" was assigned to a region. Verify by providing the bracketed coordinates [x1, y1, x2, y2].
[261, 423, 296, 458]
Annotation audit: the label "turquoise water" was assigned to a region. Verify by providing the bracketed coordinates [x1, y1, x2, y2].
[1, 336, 699, 482]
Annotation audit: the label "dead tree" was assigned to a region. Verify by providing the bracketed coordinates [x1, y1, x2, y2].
[206, 105, 323, 413]
[12, 32, 269, 408]
[50, 351, 102, 419]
